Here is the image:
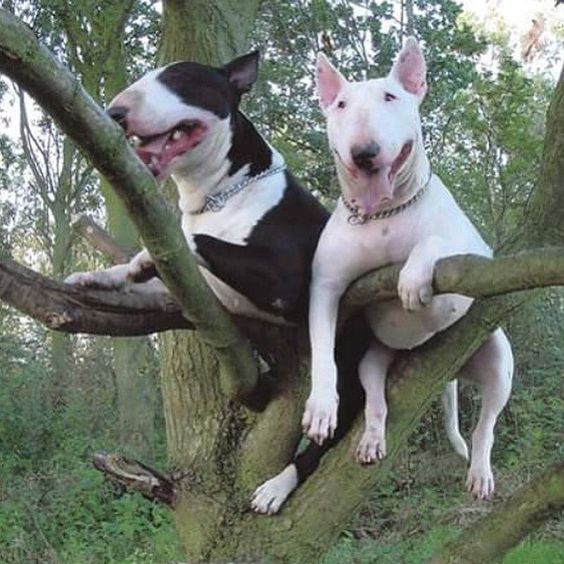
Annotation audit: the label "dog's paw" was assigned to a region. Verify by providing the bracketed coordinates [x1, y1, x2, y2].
[398, 263, 434, 311]
[250, 466, 298, 515]
[65, 270, 122, 289]
[355, 427, 386, 464]
[126, 254, 155, 283]
[466, 465, 495, 500]
[301, 391, 339, 445]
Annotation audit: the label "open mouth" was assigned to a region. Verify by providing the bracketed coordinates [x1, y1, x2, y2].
[129, 120, 207, 179]
[342, 140, 415, 215]
[389, 141, 413, 180]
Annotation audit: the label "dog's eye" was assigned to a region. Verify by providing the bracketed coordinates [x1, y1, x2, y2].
[337, 100, 346, 109]
[384, 92, 397, 102]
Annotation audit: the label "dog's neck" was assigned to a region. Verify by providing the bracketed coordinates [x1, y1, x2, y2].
[173, 111, 282, 214]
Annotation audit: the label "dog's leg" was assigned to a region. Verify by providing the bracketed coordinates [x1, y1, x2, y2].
[251, 315, 369, 515]
[356, 340, 395, 463]
[398, 235, 460, 311]
[460, 328, 513, 499]
[302, 280, 344, 444]
[66, 249, 154, 289]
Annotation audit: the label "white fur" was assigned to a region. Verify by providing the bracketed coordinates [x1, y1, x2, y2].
[250, 464, 299, 514]
[305, 38, 513, 500]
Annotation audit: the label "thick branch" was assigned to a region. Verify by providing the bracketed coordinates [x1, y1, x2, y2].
[342, 247, 564, 314]
[248, 293, 528, 559]
[0, 9, 258, 403]
[431, 461, 564, 564]
[0, 259, 191, 336]
[93, 452, 177, 507]
[2, 248, 564, 337]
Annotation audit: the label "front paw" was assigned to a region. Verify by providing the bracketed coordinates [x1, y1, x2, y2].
[466, 464, 495, 500]
[65, 270, 121, 289]
[126, 255, 156, 283]
[398, 264, 434, 311]
[356, 426, 386, 464]
[301, 392, 339, 445]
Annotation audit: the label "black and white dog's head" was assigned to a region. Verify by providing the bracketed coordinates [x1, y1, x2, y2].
[107, 51, 262, 182]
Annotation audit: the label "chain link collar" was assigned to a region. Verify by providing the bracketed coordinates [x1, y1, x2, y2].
[189, 164, 287, 215]
[342, 168, 433, 225]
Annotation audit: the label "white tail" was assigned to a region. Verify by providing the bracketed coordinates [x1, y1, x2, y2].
[441, 380, 469, 460]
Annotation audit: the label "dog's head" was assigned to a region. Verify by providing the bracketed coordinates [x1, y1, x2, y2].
[107, 51, 260, 182]
[316, 38, 427, 215]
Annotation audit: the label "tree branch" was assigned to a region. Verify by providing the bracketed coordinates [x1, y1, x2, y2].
[93, 452, 177, 507]
[431, 461, 564, 564]
[0, 258, 191, 336]
[72, 214, 133, 264]
[0, 8, 258, 404]
[2, 248, 564, 337]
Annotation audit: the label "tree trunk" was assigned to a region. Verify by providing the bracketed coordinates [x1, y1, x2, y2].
[99, 18, 156, 460]
[49, 136, 75, 408]
[54, 0, 158, 458]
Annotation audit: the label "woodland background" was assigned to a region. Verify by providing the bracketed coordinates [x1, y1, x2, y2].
[0, 0, 563, 562]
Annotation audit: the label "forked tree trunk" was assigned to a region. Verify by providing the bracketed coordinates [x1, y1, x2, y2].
[154, 3, 564, 562]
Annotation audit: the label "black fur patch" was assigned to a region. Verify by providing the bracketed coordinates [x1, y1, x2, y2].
[157, 62, 236, 119]
[227, 112, 273, 177]
[194, 171, 328, 323]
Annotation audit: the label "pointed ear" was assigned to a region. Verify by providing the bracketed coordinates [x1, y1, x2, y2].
[389, 37, 427, 100]
[315, 52, 347, 110]
[222, 50, 260, 94]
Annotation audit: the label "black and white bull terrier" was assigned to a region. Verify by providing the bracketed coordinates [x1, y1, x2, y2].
[65, 52, 372, 511]
[301, 38, 513, 500]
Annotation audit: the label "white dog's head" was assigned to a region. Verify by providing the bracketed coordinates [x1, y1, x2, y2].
[316, 38, 427, 214]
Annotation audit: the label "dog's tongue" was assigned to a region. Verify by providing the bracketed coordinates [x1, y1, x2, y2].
[356, 167, 394, 215]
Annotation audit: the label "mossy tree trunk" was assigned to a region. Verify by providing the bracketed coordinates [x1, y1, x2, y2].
[156, 5, 564, 560]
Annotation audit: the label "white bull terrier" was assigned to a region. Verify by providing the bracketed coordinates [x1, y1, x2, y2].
[302, 37, 514, 500]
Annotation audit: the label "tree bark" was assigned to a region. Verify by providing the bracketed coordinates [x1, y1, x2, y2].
[3, 248, 564, 337]
[431, 462, 564, 564]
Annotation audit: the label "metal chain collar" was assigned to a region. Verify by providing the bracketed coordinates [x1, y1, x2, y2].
[189, 164, 287, 215]
[342, 168, 433, 225]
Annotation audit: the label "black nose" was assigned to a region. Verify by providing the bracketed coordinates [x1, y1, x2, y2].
[351, 142, 380, 172]
[106, 106, 129, 130]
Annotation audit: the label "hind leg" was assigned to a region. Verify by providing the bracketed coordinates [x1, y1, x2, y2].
[460, 328, 513, 499]
[356, 341, 395, 464]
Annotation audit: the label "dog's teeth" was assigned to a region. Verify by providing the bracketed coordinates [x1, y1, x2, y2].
[150, 156, 159, 166]
[171, 130, 182, 141]
[130, 135, 141, 147]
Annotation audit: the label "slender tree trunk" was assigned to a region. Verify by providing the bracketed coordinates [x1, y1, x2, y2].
[100, 29, 156, 460]
[54, 0, 158, 458]
[49, 137, 75, 408]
